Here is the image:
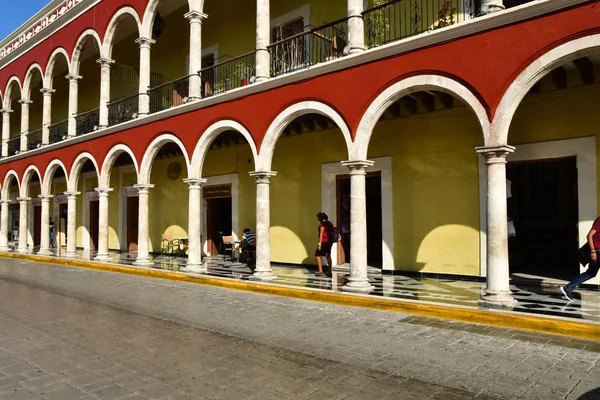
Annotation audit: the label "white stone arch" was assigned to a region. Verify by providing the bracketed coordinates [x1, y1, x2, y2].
[353, 74, 490, 160]
[102, 7, 142, 60]
[67, 152, 100, 192]
[1, 170, 20, 201]
[71, 29, 102, 76]
[3, 76, 22, 109]
[492, 34, 600, 146]
[140, 0, 203, 39]
[190, 120, 258, 179]
[99, 144, 140, 188]
[42, 159, 69, 196]
[20, 165, 43, 198]
[258, 101, 353, 171]
[139, 133, 191, 185]
[22, 63, 44, 101]
[44, 48, 71, 89]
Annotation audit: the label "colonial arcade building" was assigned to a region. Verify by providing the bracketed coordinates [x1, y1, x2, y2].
[0, 0, 596, 306]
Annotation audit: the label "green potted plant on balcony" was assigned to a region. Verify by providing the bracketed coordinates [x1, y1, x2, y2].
[436, 1, 456, 29]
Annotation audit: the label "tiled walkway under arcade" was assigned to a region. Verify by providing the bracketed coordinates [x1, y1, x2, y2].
[13, 248, 600, 325]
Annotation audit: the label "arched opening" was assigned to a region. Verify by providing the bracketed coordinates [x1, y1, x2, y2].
[21, 168, 43, 251]
[46, 51, 71, 144]
[143, 138, 189, 264]
[503, 55, 600, 282]
[70, 157, 100, 253]
[3, 174, 20, 247]
[5, 80, 22, 157]
[73, 33, 102, 136]
[100, 147, 139, 253]
[363, 84, 485, 276]
[24, 67, 44, 151]
[43, 161, 68, 253]
[105, 11, 142, 126]
[267, 110, 350, 271]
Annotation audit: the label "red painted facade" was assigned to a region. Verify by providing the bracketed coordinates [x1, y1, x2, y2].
[0, 0, 598, 183]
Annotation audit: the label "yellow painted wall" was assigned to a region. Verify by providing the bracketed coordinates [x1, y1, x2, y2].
[78, 57, 101, 114]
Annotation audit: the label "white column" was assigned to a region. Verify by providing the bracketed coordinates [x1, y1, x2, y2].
[249, 171, 277, 280]
[65, 191, 80, 257]
[136, 38, 155, 116]
[347, 0, 365, 54]
[40, 88, 55, 145]
[479, 0, 505, 14]
[94, 187, 113, 260]
[19, 100, 32, 152]
[133, 184, 154, 266]
[38, 195, 53, 255]
[476, 145, 516, 308]
[255, 0, 270, 82]
[341, 160, 375, 293]
[1, 109, 12, 158]
[183, 178, 206, 272]
[17, 197, 30, 253]
[66, 74, 81, 137]
[185, 12, 207, 100]
[0, 200, 10, 251]
[97, 58, 114, 129]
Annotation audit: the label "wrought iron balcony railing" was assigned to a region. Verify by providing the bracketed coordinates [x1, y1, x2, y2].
[363, 0, 472, 48]
[75, 108, 100, 136]
[148, 75, 192, 114]
[268, 18, 348, 78]
[7, 136, 20, 157]
[200, 51, 256, 98]
[108, 94, 140, 127]
[49, 119, 68, 144]
[27, 129, 43, 151]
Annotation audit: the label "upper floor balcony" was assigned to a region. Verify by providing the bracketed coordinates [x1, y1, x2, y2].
[0, 0, 537, 159]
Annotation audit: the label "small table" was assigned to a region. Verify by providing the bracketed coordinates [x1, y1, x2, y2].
[173, 237, 189, 257]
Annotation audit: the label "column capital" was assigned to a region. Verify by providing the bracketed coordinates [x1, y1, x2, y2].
[342, 160, 374, 174]
[65, 74, 82, 82]
[1, 109, 13, 115]
[476, 145, 515, 164]
[183, 178, 207, 189]
[249, 171, 277, 184]
[94, 187, 113, 196]
[63, 191, 81, 198]
[40, 87, 55, 96]
[133, 184, 154, 194]
[135, 37, 156, 48]
[18, 99, 33, 105]
[96, 57, 115, 67]
[184, 11, 208, 23]
[38, 194, 54, 201]
[0, 200, 10, 206]
[16, 197, 31, 203]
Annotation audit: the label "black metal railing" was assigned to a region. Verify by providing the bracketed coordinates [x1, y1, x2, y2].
[269, 18, 348, 77]
[75, 108, 100, 136]
[27, 129, 42, 151]
[108, 94, 140, 126]
[363, 0, 469, 48]
[148, 75, 192, 114]
[504, 0, 535, 8]
[49, 120, 68, 144]
[200, 51, 256, 98]
[7, 136, 20, 156]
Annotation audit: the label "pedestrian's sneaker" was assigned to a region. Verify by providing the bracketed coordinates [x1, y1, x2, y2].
[560, 286, 572, 301]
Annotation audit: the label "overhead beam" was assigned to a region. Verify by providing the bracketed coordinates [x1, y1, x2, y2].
[551, 66, 567, 90]
[389, 101, 401, 118]
[302, 117, 315, 132]
[439, 93, 454, 109]
[290, 120, 303, 135]
[413, 92, 435, 113]
[402, 97, 417, 115]
[315, 115, 329, 130]
[573, 57, 594, 84]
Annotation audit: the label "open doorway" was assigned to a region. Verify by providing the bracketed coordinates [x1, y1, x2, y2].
[205, 184, 233, 256]
[33, 205, 41, 246]
[507, 156, 579, 280]
[127, 196, 139, 251]
[336, 173, 383, 268]
[89, 200, 99, 250]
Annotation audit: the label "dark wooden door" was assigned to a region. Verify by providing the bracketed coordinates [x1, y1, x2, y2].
[89, 200, 99, 250]
[59, 203, 68, 248]
[206, 197, 232, 256]
[127, 196, 139, 251]
[33, 205, 41, 246]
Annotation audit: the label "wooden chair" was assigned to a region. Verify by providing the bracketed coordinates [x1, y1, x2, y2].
[222, 235, 235, 261]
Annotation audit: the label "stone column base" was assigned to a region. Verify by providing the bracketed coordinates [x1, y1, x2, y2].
[65, 251, 79, 258]
[38, 249, 53, 256]
[0, 247, 11, 252]
[249, 271, 277, 281]
[94, 253, 111, 261]
[181, 263, 207, 274]
[479, 290, 517, 309]
[342, 279, 375, 293]
[133, 259, 153, 267]
[17, 248, 29, 254]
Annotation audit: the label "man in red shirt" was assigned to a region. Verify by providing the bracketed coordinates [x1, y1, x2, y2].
[561, 217, 600, 301]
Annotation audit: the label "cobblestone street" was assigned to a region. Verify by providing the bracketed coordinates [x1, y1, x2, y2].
[0, 259, 597, 399]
